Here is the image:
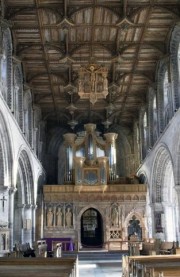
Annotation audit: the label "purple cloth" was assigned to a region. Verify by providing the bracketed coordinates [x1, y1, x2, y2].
[43, 238, 74, 251]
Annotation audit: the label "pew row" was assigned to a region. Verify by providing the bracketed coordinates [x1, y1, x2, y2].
[0, 257, 79, 277]
[122, 254, 180, 277]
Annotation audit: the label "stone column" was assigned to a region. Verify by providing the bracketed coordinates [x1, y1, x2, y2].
[175, 185, 180, 241]
[31, 205, 37, 245]
[8, 187, 16, 251]
[104, 132, 118, 181]
[23, 204, 33, 244]
[63, 133, 77, 183]
[162, 202, 176, 241]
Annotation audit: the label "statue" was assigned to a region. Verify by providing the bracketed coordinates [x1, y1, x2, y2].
[111, 207, 119, 227]
[65, 207, 72, 227]
[47, 207, 53, 227]
[56, 207, 63, 226]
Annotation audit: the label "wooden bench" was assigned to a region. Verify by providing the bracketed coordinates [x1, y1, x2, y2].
[0, 257, 78, 277]
[140, 239, 162, 255]
[122, 254, 180, 277]
[152, 267, 180, 277]
[159, 241, 175, 255]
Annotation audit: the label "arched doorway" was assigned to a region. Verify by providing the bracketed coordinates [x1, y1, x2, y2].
[81, 208, 103, 247]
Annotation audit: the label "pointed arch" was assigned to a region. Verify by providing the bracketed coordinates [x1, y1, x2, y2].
[16, 149, 34, 206]
[151, 144, 177, 240]
[0, 110, 13, 187]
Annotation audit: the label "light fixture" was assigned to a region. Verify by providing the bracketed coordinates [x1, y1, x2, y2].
[68, 118, 78, 130]
[106, 102, 115, 115]
[66, 91, 78, 129]
[102, 118, 112, 129]
[78, 63, 108, 105]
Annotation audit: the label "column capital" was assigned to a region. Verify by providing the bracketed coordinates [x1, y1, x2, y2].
[174, 185, 180, 197]
[8, 187, 17, 195]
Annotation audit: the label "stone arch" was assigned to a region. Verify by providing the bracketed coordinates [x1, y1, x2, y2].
[151, 144, 173, 203]
[14, 149, 34, 244]
[151, 144, 177, 241]
[16, 149, 34, 206]
[0, 111, 13, 187]
[77, 204, 106, 248]
[124, 211, 146, 240]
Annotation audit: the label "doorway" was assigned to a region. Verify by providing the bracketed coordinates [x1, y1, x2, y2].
[81, 208, 103, 247]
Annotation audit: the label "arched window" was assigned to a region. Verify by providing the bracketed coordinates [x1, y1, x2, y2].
[163, 70, 170, 125]
[1, 33, 8, 101]
[23, 91, 33, 146]
[33, 106, 42, 158]
[134, 123, 140, 167]
[0, 29, 12, 108]
[142, 111, 148, 159]
[14, 65, 24, 131]
[153, 96, 158, 143]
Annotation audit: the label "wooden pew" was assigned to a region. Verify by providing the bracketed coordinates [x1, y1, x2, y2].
[152, 267, 180, 277]
[0, 257, 79, 277]
[122, 254, 180, 277]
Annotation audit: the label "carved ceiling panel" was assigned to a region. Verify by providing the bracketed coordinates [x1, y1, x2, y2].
[4, 0, 180, 130]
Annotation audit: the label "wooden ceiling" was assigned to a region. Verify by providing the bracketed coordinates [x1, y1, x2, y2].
[4, 0, 180, 130]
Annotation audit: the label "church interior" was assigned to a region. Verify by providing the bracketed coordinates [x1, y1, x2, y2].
[1, 0, 180, 275]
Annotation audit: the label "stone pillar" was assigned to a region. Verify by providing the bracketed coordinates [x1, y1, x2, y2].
[9, 187, 16, 251]
[63, 133, 77, 183]
[162, 202, 176, 241]
[31, 205, 37, 245]
[104, 132, 118, 181]
[175, 185, 180, 241]
[146, 203, 154, 238]
[23, 204, 33, 244]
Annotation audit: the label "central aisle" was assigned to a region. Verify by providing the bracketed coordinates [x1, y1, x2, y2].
[77, 250, 123, 277]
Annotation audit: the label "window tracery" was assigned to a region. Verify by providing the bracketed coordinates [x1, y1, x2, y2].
[23, 91, 33, 147]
